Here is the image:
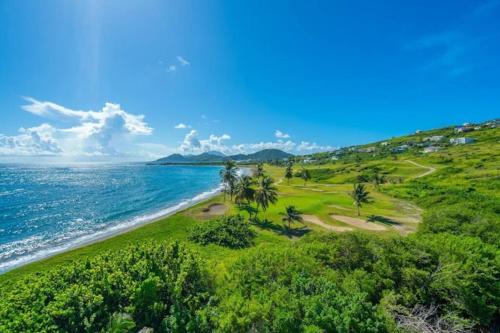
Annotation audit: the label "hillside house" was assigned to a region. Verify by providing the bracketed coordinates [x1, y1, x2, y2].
[450, 137, 475, 145]
[392, 144, 409, 153]
[423, 135, 444, 142]
[455, 126, 472, 133]
[380, 141, 389, 146]
[423, 146, 441, 153]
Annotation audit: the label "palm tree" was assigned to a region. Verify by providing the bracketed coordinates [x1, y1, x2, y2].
[255, 176, 278, 213]
[281, 205, 303, 232]
[220, 160, 237, 201]
[234, 175, 255, 206]
[350, 183, 371, 216]
[285, 163, 293, 185]
[255, 163, 265, 179]
[372, 173, 386, 190]
[300, 167, 311, 186]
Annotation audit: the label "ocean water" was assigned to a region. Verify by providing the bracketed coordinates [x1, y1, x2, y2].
[0, 163, 223, 273]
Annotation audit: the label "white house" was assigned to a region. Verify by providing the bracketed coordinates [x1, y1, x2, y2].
[423, 146, 440, 153]
[450, 137, 475, 145]
[393, 144, 409, 153]
[380, 141, 389, 146]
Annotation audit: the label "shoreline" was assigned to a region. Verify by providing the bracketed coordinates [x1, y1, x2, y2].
[0, 185, 223, 275]
[0, 166, 252, 274]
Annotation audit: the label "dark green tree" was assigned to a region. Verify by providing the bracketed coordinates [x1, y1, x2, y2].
[220, 160, 237, 201]
[300, 167, 311, 186]
[281, 205, 303, 232]
[255, 176, 278, 214]
[350, 183, 371, 216]
[285, 163, 293, 185]
[255, 163, 265, 179]
[234, 175, 255, 206]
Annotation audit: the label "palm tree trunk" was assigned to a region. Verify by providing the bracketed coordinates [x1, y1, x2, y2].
[357, 204, 360, 216]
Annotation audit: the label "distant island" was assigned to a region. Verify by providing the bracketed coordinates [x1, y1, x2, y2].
[150, 148, 293, 165]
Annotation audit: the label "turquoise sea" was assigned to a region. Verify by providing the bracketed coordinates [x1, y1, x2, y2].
[0, 163, 222, 273]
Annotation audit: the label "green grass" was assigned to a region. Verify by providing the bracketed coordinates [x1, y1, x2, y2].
[2, 125, 498, 286]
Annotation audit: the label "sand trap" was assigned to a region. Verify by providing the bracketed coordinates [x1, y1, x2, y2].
[302, 215, 353, 232]
[330, 215, 387, 231]
[201, 203, 227, 217]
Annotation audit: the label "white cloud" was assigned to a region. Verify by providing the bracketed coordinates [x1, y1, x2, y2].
[180, 130, 231, 153]
[275, 130, 290, 139]
[167, 65, 176, 72]
[174, 123, 191, 129]
[177, 56, 190, 66]
[0, 98, 153, 158]
[297, 141, 335, 153]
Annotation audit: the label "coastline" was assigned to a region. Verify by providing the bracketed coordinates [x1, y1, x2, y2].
[0, 185, 223, 274]
[0, 166, 252, 275]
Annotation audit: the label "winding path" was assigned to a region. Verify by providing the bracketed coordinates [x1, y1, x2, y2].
[406, 160, 436, 178]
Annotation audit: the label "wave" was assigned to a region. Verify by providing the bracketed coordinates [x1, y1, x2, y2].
[0, 184, 223, 274]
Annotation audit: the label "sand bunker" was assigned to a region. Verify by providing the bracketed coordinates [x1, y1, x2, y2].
[201, 203, 227, 217]
[330, 215, 387, 231]
[302, 215, 353, 232]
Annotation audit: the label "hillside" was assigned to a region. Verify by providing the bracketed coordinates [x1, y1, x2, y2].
[152, 148, 293, 164]
[1, 120, 498, 332]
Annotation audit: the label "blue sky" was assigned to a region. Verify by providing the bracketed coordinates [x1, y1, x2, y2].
[0, 0, 499, 161]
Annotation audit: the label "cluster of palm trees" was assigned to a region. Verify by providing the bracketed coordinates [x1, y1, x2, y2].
[220, 161, 278, 218]
[283, 162, 311, 186]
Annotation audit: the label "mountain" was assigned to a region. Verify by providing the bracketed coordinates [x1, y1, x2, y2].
[152, 149, 293, 164]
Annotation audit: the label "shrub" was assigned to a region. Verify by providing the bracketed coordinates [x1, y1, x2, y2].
[189, 215, 255, 249]
[0, 242, 213, 333]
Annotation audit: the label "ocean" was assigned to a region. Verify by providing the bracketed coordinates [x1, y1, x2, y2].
[0, 163, 223, 273]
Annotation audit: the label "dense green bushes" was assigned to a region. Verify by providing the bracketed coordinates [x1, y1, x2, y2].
[188, 215, 255, 248]
[0, 242, 212, 332]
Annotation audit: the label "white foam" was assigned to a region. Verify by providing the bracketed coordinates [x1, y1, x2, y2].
[0, 167, 252, 274]
[0, 184, 223, 273]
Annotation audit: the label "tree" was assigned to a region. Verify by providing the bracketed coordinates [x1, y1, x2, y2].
[255, 176, 278, 214]
[350, 183, 371, 216]
[281, 205, 303, 232]
[372, 173, 386, 190]
[234, 175, 255, 206]
[220, 160, 237, 201]
[255, 163, 265, 179]
[300, 167, 311, 186]
[285, 163, 293, 185]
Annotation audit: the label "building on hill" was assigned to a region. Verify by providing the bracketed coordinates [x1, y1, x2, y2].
[358, 146, 376, 153]
[450, 137, 475, 145]
[423, 146, 441, 153]
[455, 126, 472, 133]
[415, 129, 422, 134]
[380, 141, 389, 146]
[392, 144, 409, 153]
[423, 135, 444, 142]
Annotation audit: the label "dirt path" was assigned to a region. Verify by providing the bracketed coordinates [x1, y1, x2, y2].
[406, 160, 436, 178]
[302, 215, 353, 232]
[330, 215, 387, 231]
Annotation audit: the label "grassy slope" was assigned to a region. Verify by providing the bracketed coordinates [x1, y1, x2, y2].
[1, 125, 498, 286]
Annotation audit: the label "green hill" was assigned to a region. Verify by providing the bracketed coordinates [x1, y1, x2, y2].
[152, 148, 293, 164]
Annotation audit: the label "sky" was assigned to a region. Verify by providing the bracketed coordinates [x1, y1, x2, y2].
[0, 0, 499, 162]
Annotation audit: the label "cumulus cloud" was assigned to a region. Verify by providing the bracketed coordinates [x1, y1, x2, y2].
[180, 130, 231, 153]
[174, 123, 191, 129]
[176, 128, 334, 155]
[297, 141, 335, 153]
[0, 98, 153, 158]
[275, 130, 290, 139]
